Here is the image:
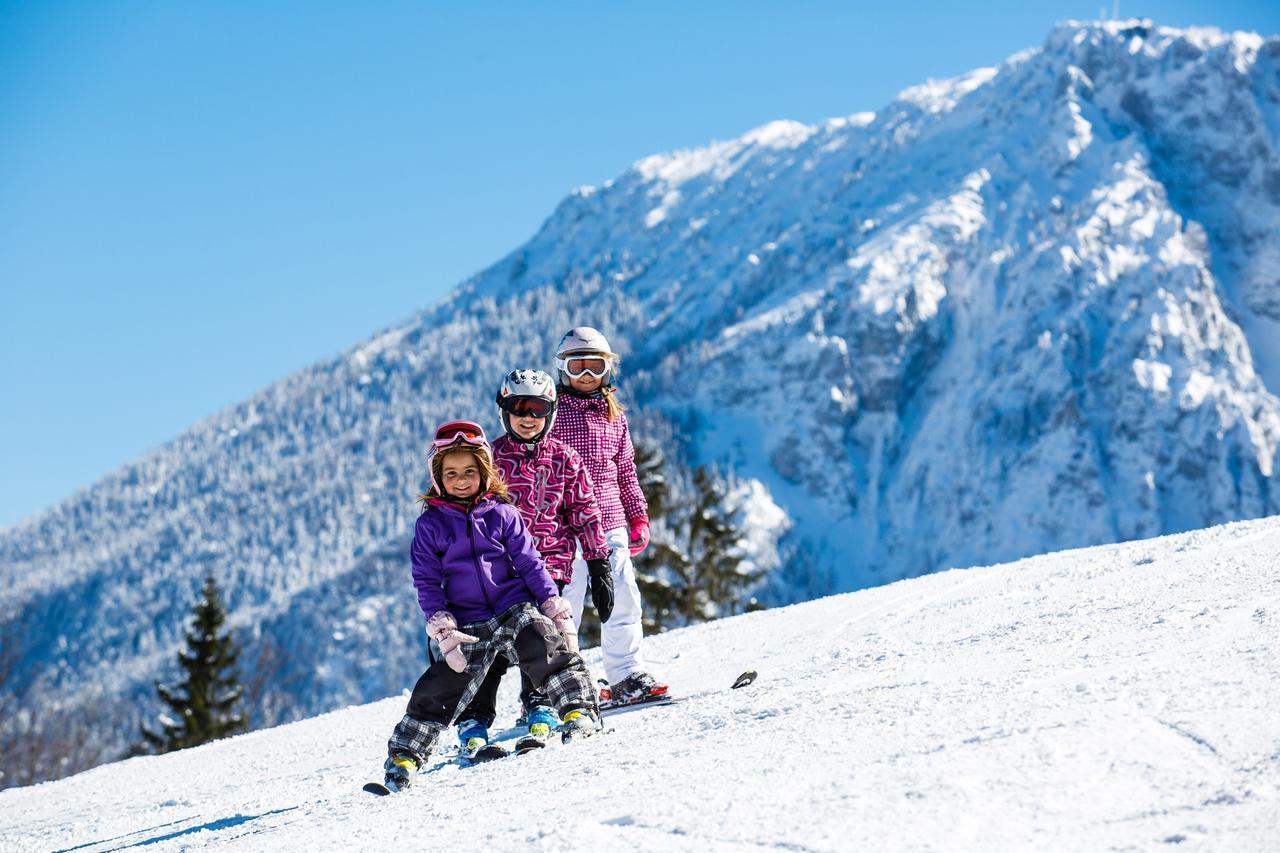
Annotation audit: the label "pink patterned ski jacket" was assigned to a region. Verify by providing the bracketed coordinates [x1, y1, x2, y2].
[550, 389, 648, 535]
[492, 433, 610, 583]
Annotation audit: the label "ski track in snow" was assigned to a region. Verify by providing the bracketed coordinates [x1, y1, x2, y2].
[2, 517, 1278, 851]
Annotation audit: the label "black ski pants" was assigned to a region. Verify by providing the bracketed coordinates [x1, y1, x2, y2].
[387, 600, 594, 763]
[453, 580, 567, 727]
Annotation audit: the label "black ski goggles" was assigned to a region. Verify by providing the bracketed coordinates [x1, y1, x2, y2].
[498, 396, 554, 418]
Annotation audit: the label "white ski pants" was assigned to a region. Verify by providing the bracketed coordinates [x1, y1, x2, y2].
[564, 526, 647, 684]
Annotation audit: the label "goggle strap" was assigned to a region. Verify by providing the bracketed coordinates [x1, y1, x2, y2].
[433, 420, 486, 443]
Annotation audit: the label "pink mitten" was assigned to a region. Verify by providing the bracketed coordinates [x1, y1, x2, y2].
[628, 517, 650, 557]
[539, 596, 579, 654]
[427, 611, 479, 673]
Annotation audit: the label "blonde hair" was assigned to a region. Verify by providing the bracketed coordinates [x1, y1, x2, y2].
[420, 445, 510, 506]
[604, 387, 626, 422]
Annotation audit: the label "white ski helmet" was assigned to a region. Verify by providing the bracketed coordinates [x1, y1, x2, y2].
[555, 326, 618, 385]
[495, 369, 558, 443]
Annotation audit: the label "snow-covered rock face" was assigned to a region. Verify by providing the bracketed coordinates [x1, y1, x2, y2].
[1, 20, 1278, 785]
[472, 20, 1280, 584]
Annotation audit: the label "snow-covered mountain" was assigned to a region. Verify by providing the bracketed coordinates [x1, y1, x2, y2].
[3, 19, 1279, 787]
[3, 516, 1277, 851]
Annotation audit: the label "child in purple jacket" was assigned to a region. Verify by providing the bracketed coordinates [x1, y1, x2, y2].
[381, 419, 601, 793]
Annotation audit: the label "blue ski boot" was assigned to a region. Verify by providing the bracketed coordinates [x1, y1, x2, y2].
[515, 705, 558, 752]
[525, 705, 558, 741]
[457, 718, 490, 759]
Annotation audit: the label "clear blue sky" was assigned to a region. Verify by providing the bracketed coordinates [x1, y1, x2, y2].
[2, 1, 1277, 529]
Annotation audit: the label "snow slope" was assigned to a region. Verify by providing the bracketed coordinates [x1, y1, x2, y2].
[3, 516, 1276, 852]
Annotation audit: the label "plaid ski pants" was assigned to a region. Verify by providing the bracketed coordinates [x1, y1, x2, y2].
[387, 601, 596, 763]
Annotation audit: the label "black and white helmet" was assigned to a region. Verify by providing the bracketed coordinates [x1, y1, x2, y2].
[555, 326, 618, 385]
[495, 369, 558, 443]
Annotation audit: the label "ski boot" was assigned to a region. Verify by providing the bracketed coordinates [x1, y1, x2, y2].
[515, 705, 557, 753]
[383, 753, 419, 793]
[525, 705, 558, 742]
[457, 718, 490, 759]
[610, 671, 669, 706]
[559, 708, 602, 743]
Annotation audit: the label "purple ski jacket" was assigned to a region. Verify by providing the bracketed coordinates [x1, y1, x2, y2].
[409, 494, 559, 624]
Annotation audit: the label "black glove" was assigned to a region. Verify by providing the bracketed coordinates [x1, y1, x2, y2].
[587, 557, 614, 623]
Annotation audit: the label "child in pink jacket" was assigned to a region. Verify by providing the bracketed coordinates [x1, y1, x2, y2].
[551, 327, 667, 705]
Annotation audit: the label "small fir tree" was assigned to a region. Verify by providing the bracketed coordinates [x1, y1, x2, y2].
[579, 438, 678, 641]
[141, 574, 245, 753]
[581, 439, 767, 640]
[636, 462, 766, 631]
[630, 439, 679, 634]
[632, 438, 670, 519]
[685, 466, 759, 620]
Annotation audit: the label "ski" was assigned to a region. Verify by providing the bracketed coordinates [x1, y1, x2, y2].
[596, 677, 670, 712]
[600, 669, 757, 718]
[599, 692, 674, 714]
[514, 735, 547, 754]
[362, 697, 641, 793]
[463, 742, 511, 763]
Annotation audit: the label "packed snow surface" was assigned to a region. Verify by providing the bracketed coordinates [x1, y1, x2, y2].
[3, 516, 1277, 851]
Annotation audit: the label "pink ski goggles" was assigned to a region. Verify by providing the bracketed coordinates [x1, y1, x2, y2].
[431, 419, 490, 451]
[428, 419, 491, 494]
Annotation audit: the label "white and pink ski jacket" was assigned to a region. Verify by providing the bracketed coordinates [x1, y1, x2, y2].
[550, 390, 648, 535]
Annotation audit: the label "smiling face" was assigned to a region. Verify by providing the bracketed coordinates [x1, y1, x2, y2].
[439, 449, 481, 499]
[569, 372, 603, 393]
[561, 355, 610, 393]
[510, 414, 547, 441]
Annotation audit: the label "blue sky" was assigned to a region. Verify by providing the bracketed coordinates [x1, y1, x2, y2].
[2, 0, 1277, 529]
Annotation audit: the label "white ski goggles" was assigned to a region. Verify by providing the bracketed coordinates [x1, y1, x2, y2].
[557, 355, 612, 379]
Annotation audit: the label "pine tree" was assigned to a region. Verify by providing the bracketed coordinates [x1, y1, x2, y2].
[140, 574, 245, 754]
[686, 466, 756, 619]
[631, 439, 680, 633]
[636, 462, 766, 630]
[632, 438, 670, 519]
[582, 439, 767, 638]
